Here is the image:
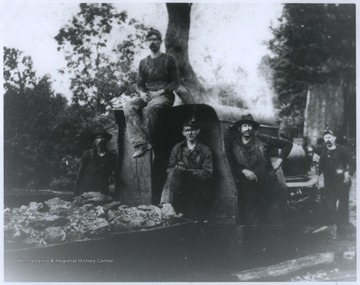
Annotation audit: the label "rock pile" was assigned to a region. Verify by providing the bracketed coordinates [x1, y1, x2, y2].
[4, 192, 184, 248]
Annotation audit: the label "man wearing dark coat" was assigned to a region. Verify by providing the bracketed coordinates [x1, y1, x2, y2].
[317, 127, 355, 237]
[74, 127, 116, 196]
[230, 114, 293, 226]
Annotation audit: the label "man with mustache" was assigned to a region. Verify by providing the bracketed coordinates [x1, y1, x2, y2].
[74, 127, 116, 196]
[318, 127, 355, 238]
[124, 28, 180, 158]
[230, 114, 293, 226]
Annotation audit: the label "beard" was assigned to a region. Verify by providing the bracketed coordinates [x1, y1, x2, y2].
[96, 141, 106, 149]
[150, 43, 159, 52]
[325, 141, 333, 147]
[242, 131, 252, 137]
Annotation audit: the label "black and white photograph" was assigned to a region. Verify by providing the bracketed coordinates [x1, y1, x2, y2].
[1, 0, 357, 282]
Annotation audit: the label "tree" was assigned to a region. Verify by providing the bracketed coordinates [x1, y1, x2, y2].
[3, 47, 107, 190]
[165, 3, 205, 104]
[55, 3, 148, 114]
[3, 47, 37, 92]
[267, 4, 355, 137]
[4, 71, 69, 188]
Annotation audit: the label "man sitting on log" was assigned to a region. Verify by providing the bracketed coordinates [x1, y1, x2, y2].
[123, 28, 180, 158]
[160, 119, 213, 220]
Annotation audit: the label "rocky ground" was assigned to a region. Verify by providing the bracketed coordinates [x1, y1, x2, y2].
[4, 192, 185, 249]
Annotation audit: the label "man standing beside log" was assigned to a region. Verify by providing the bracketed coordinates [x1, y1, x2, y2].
[230, 114, 293, 226]
[123, 28, 180, 158]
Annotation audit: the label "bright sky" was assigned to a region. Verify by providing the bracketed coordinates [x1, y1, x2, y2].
[1, 0, 283, 113]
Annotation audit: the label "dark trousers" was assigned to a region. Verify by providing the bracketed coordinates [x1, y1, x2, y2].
[238, 176, 283, 226]
[323, 178, 351, 226]
[161, 168, 212, 220]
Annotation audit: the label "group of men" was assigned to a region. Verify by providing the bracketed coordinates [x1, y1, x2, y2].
[74, 28, 355, 231]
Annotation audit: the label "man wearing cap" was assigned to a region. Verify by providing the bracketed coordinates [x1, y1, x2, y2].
[160, 119, 213, 219]
[74, 127, 116, 196]
[124, 28, 180, 158]
[230, 114, 293, 225]
[318, 127, 355, 236]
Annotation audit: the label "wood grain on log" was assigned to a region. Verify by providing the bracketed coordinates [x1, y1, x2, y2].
[232, 252, 335, 281]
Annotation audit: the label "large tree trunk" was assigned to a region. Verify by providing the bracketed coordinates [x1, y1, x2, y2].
[303, 83, 346, 145]
[165, 3, 205, 104]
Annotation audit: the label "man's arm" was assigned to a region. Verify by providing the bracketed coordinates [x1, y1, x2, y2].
[190, 146, 213, 180]
[344, 147, 356, 176]
[341, 146, 356, 183]
[137, 59, 147, 93]
[259, 134, 293, 170]
[167, 144, 181, 172]
[137, 59, 152, 102]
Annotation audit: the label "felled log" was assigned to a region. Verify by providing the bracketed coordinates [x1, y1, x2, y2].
[232, 252, 335, 281]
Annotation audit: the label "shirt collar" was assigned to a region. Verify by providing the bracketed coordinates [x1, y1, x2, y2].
[180, 140, 199, 151]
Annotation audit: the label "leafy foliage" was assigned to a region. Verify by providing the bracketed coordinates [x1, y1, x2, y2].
[3, 47, 37, 92]
[3, 47, 117, 190]
[4, 68, 69, 188]
[55, 3, 149, 114]
[267, 4, 355, 137]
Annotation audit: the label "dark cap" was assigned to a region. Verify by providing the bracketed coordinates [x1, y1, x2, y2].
[183, 119, 199, 129]
[323, 126, 334, 136]
[93, 127, 112, 141]
[234, 114, 260, 129]
[146, 28, 162, 41]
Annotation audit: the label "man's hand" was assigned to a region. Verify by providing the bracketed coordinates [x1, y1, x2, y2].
[139, 91, 151, 103]
[272, 158, 283, 171]
[242, 169, 258, 182]
[175, 162, 187, 171]
[148, 89, 164, 100]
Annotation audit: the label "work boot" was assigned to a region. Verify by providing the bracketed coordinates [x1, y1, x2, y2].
[132, 143, 152, 158]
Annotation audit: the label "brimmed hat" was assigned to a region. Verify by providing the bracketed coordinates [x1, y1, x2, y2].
[92, 127, 112, 141]
[146, 28, 162, 41]
[234, 114, 260, 129]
